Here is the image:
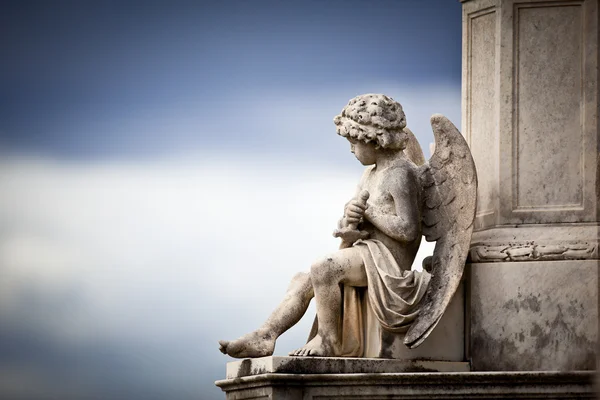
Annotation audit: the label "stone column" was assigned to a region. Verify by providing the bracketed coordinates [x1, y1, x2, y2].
[461, 0, 598, 371]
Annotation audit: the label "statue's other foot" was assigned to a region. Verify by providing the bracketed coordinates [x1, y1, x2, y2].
[218, 329, 276, 358]
[289, 334, 337, 357]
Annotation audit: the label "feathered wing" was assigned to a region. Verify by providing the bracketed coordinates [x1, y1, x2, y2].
[403, 127, 426, 166]
[403, 114, 477, 349]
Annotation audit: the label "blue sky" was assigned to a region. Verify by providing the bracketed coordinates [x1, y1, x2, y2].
[0, 1, 461, 399]
[1, 0, 461, 160]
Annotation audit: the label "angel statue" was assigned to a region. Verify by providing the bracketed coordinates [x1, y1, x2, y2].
[218, 94, 477, 358]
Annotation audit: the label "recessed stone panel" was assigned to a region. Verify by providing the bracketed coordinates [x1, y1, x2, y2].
[513, 3, 584, 211]
[467, 8, 497, 227]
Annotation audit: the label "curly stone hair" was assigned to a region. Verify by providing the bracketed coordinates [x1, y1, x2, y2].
[334, 93, 408, 150]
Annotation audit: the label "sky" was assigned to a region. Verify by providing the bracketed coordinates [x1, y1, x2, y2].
[0, 1, 462, 399]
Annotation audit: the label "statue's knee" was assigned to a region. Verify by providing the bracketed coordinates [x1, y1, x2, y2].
[310, 257, 337, 285]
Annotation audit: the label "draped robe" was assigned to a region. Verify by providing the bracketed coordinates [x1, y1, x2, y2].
[308, 238, 431, 357]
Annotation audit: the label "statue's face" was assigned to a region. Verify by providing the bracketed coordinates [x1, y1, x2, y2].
[350, 140, 377, 165]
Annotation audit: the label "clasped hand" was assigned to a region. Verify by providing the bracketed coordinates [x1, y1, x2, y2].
[343, 199, 369, 227]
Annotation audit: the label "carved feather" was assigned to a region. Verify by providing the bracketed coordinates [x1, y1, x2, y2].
[403, 127, 426, 166]
[403, 114, 477, 349]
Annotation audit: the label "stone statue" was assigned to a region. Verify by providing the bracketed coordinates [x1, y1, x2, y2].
[218, 94, 477, 358]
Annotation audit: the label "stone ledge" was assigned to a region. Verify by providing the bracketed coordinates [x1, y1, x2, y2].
[469, 223, 600, 262]
[216, 370, 595, 399]
[225, 356, 470, 379]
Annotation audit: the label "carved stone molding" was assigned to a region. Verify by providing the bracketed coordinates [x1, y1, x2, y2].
[468, 222, 600, 263]
[469, 240, 598, 262]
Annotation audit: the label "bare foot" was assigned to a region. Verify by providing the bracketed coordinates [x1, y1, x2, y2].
[218, 329, 276, 358]
[289, 334, 338, 357]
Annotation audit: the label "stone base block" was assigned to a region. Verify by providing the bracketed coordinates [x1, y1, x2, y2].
[225, 356, 470, 379]
[215, 357, 594, 399]
[468, 260, 598, 371]
[373, 281, 465, 360]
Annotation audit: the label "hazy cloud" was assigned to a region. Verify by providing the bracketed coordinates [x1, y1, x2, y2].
[0, 153, 435, 399]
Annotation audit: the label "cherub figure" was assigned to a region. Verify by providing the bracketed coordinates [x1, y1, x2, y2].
[219, 94, 476, 358]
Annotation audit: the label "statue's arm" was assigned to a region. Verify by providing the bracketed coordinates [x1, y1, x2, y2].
[363, 167, 420, 243]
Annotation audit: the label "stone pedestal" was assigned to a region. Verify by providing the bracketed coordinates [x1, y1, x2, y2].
[215, 357, 594, 399]
[461, 0, 599, 371]
[362, 281, 465, 360]
[468, 227, 598, 371]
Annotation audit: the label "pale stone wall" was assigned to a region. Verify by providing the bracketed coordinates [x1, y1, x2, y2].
[469, 261, 597, 370]
[461, 0, 598, 371]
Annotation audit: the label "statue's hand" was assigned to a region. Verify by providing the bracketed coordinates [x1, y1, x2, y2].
[334, 191, 370, 247]
[334, 190, 370, 247]
[344, 199, 368, 226]
[343, 190, 370, 229]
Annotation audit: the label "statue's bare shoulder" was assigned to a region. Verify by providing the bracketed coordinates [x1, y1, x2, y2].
[383, 159, 420, 193]
[372, 159, 420, 213]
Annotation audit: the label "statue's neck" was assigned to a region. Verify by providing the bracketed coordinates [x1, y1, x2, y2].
[375, 148, 404, 170]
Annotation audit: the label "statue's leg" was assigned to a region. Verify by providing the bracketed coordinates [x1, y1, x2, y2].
[291, 246, 367, 357]
[218, 271, 314, 358]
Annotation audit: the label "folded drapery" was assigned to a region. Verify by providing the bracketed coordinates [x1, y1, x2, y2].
[308, 239, 430, 357]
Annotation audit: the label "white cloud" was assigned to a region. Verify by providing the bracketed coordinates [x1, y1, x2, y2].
[0, 155, 435, 353]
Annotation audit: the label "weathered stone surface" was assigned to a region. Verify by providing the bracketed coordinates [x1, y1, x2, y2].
[468, 260, 597, 371]
[469, 224, 599, 263]
[225, 356, 469, 379]
[461, 0, 497, 230]
[462, 0, 599, 229]
[371, 281, 465, 361]
[462, 0, 599, 373]
[216, 367, 594, 399]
